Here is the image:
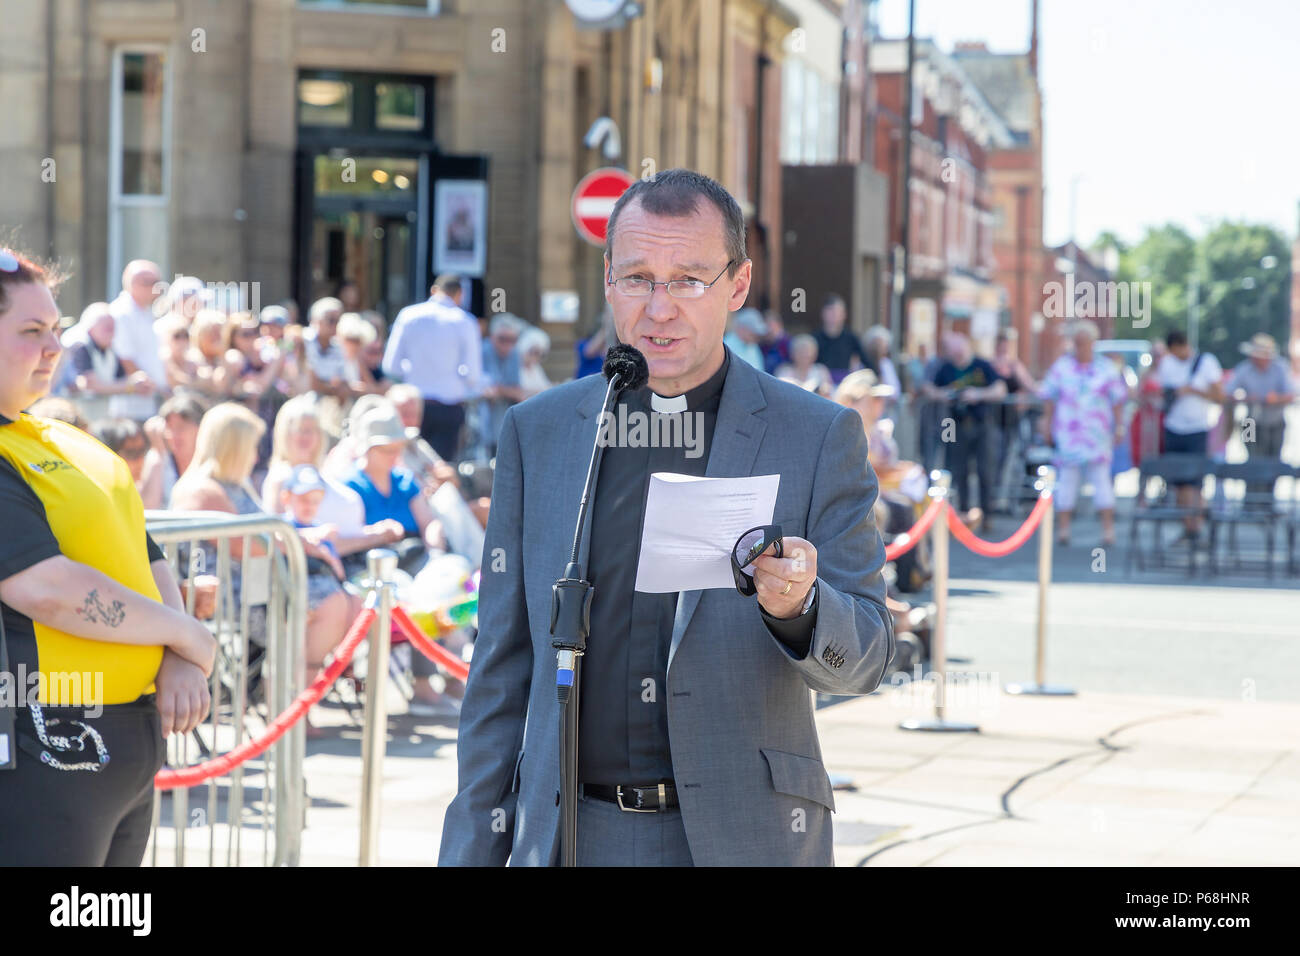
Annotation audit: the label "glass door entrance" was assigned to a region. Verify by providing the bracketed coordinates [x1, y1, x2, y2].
[307, 154, 421, 321]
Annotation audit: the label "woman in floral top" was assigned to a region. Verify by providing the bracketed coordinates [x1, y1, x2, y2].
[1038, 320, 1130, 546]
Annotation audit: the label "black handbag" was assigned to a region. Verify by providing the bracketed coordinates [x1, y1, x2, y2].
[1163, 351, 1206, 413]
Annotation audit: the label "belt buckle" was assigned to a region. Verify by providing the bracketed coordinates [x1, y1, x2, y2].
[616, 785, 660, 813]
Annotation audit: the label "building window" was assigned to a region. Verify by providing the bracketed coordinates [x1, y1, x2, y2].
[109, 48, 170, 294]
[299, 78, 354, 126]
[375, 82, 424, 131]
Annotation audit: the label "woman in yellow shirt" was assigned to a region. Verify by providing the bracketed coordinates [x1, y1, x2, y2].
[0, 248, 216, 865]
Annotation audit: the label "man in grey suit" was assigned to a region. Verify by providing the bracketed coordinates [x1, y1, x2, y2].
[439, 169, 893, 866]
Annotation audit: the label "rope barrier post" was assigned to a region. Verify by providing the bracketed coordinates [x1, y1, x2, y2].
[900, 469, 979, 733]
[360, 548, 397, 866]
[1006, 466, 1076, 696]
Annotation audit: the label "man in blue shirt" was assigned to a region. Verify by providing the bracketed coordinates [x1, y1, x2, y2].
[382, 274, 483, 460]
[476, 313, 527, 457]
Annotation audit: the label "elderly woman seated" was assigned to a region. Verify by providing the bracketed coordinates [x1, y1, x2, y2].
[340, 403, 448, 576]
[833, 369, 927, 505]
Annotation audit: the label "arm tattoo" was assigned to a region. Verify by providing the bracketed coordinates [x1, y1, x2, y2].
[74, 589, 127, 628]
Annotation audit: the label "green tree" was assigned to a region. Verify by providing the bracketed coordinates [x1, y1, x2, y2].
[1095, 221, 1291, 368]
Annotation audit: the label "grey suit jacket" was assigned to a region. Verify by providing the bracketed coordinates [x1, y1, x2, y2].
[438, 349, 894, 866]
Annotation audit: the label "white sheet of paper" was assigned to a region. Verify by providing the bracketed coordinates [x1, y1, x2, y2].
[634, 472, 780, 593]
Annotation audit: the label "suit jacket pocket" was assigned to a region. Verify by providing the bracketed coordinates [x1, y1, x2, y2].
[511, 748, 525, 794]
[761, 748, 836, 812]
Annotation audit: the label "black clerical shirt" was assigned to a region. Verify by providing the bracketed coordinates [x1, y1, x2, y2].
[578, 349, 818, 786]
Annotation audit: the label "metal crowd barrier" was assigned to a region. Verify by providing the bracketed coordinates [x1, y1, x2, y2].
[142, 511, 308, 867]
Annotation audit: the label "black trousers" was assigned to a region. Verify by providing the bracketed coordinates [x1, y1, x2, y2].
[420, 399, 466, 461]
[946, 417, 996, 514]
[0, 695, 164, 866]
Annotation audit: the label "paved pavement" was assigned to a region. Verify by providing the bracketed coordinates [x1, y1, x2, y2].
[153, 424, 1300, 866]
[273, 675, 1298, 866]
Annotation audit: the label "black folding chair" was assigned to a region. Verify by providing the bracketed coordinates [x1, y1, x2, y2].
[1126, 453, 1210, 573]
[1206, 460, 1290, 577]
[1284, 465, 1300, 577]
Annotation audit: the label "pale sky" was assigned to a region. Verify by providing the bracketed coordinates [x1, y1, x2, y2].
[874, 0, 1300, 247]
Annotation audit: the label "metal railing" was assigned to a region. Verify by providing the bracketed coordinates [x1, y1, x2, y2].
[143, 511, 308, 867]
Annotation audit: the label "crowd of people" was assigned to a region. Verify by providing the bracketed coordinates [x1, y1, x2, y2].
[20, 255, 1300, 733]
[33, 260, 578, 723]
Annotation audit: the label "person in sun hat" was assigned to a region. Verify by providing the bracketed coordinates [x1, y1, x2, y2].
[1225, 332, 1294, 465]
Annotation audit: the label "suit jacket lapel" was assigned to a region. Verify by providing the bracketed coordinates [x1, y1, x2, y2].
[668, 353, 768, 672]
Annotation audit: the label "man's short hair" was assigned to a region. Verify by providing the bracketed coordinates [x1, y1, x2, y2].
[433, 274, 464, 297]
[90, 417, 143, 456]
[604, 168, 746, 277]
[822, 294, 846, 312]
[1166, 329, 1188, 348]
[489, 313, 525, 338]
[386, 383, 422, 407]
[309, 297, 343, 324]
[160, 393, 207, 425]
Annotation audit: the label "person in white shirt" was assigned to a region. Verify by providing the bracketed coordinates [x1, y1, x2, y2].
[1156, 329, 1224, 540]
[303, 297, 350, 401]
[108, 259, 168, 420]
[517, 326, 553, 398]
[382, 274, 484, 459]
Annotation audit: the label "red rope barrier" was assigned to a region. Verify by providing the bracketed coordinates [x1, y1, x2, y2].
[391, 605, 471, 683]
[154, 605, 378, 790]
[883, 497, 946, 560]
[944, 493, 1053, 558]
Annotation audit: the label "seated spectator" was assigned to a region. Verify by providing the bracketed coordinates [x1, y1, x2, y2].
[834, 370, 927, 504]
[189, 309, 239, 400]
[775, 334, 833, 397]
[341, 404, 447, 574]
[65, 302, 154, 421]
[760, 308, 792, 375]
[279, 464, 348, 589]
[337, 311, 384, 396]
[477, 313, 526, 457]
[341, 404, 462, 716]
[156, 314, 201, 392]
[518, 326, 553, 398]
[90, 416, 165, 510]
[258, 304, 309, 397]
[171, 403, 359, 726]
[723, 308, 766, 370]
[359, 317, 388, 390]
[262, 394, 406, 562]
[27, 396, 87, 432]
[303, 297, 350, 402]
[147, 392, 206, 507]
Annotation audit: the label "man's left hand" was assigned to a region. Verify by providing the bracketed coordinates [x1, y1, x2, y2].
[751, 535, 817, 620]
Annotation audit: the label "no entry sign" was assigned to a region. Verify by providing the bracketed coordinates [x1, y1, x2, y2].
[571, 167, 636, 247]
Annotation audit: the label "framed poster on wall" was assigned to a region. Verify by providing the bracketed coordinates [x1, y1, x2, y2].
[433, 179, 487, 277]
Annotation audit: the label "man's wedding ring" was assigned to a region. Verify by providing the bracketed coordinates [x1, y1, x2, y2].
[781, 580, 793, 596]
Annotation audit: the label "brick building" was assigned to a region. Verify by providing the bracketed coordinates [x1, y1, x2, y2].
[0, 0, 796, 375]
[950, 2, 1046, 372]
[872, 37, 1004, 358]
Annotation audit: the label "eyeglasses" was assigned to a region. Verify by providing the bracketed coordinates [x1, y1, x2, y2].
[608, 260, 737, 299]
[119, 444, 148, 461]
[731, 524, 783, 596]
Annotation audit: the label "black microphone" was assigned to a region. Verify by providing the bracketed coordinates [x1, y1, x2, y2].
[602, 344, 649, 391]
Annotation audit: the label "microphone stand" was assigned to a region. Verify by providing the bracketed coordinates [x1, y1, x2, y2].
[550, 372, 626, 867]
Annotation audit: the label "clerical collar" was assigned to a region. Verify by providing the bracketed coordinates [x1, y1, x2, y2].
[647, 348, 731, 412]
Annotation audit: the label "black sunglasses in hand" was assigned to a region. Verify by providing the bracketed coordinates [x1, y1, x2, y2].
[731, 524, 783, 596]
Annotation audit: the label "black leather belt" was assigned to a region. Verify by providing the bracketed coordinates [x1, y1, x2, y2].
[581, 782, 679, 812]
